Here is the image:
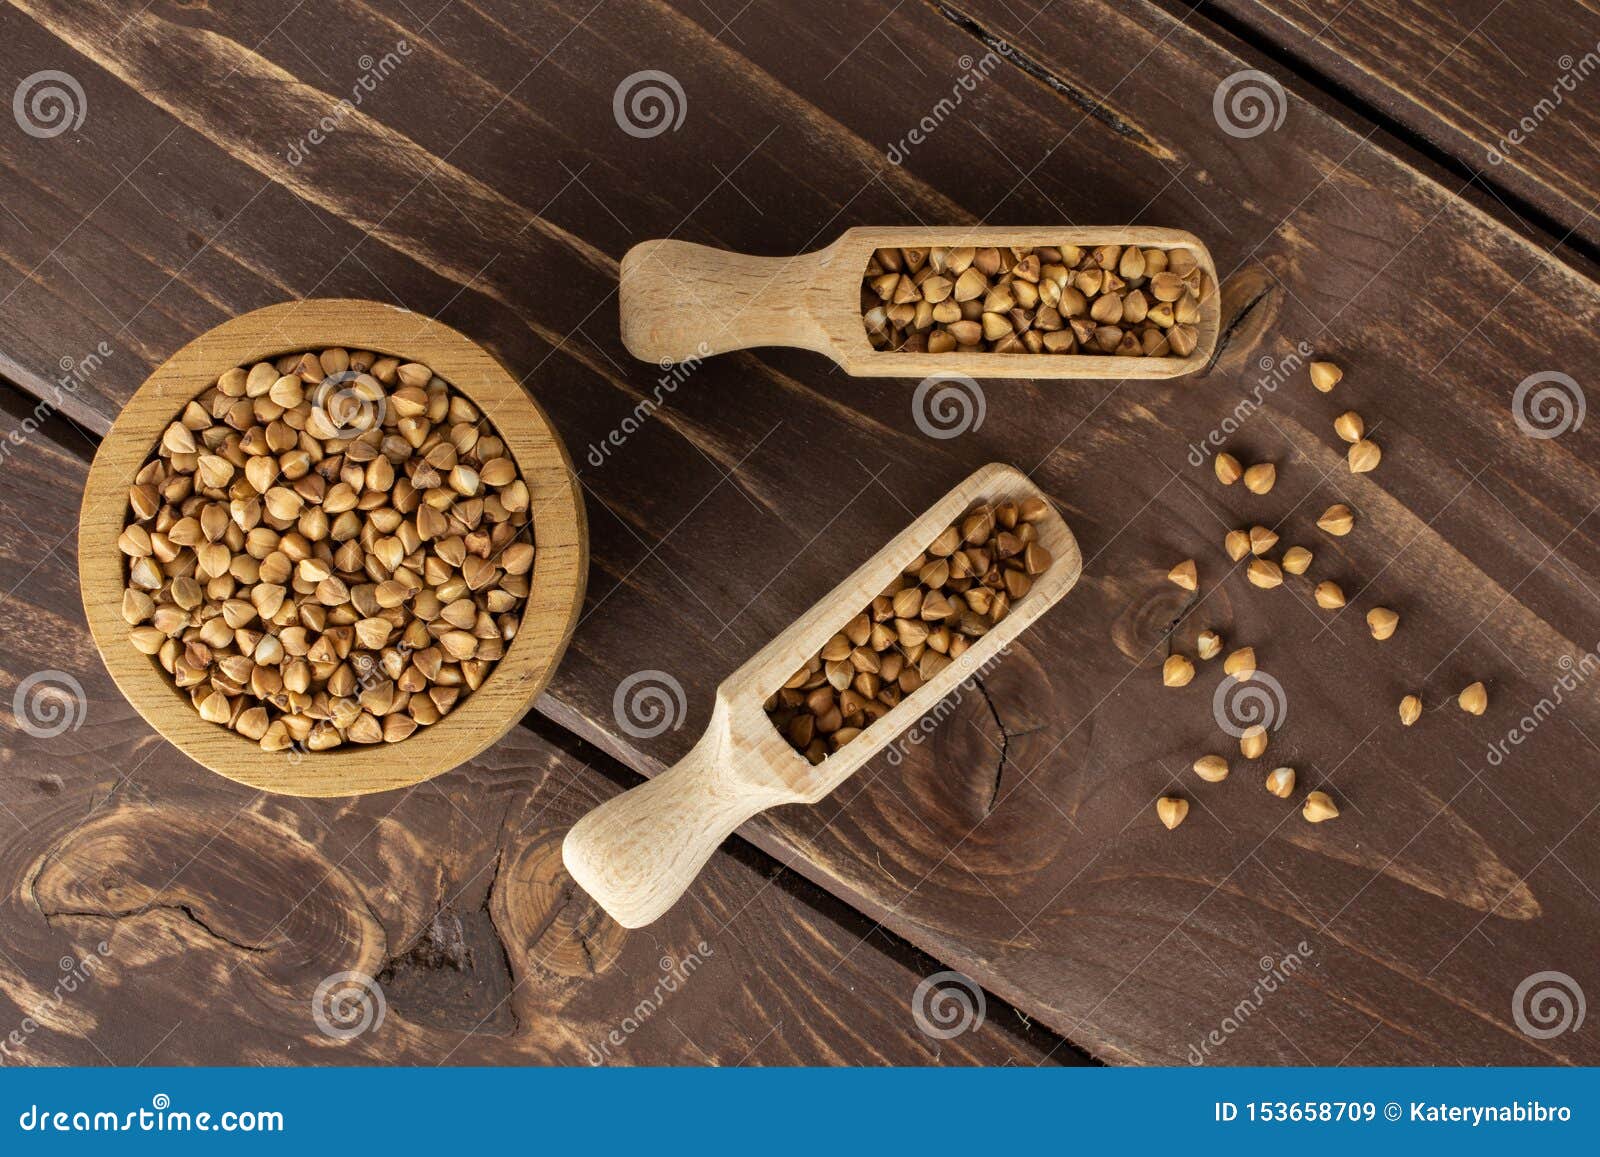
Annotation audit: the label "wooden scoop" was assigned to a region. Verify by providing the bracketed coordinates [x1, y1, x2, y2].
[619, 225, 1217, 379]
[562, 462, 1082, 928]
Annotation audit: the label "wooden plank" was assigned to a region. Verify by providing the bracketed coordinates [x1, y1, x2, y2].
[0, 403, 1058, 1066]
[0, 0, 1597, 1064]
[1204, 0, 1600, 252]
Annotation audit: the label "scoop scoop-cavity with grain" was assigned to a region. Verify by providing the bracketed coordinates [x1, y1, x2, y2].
[861, 240, 1213, 360]
[765, 495, 1054, 765]
[119, 349, 534, 755]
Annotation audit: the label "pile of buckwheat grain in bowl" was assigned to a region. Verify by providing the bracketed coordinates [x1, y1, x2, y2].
[861, 243, 1211, 356]
[764, 497, 1053, 765]
[117, 348, 534, 755]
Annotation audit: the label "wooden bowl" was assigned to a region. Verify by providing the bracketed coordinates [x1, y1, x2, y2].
[78, 299, 587, 797]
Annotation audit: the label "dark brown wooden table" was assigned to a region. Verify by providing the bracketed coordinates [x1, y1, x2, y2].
[1, 0, 1597, 1066]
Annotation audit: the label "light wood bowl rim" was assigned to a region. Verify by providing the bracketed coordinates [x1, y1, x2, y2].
[78, 299, 587, 797]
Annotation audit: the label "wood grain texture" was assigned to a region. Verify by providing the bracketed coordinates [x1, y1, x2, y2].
[79, 299, 588, 796]
[0, 0, 1596, 1065]
[0, 408, 1061, 1066]
[564, 463, 1083, 926]
[1207, 0, 1600, 252]
[620, 226, 1219, 375]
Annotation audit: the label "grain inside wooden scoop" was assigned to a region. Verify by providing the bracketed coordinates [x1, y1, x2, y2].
[861, 243, 1211, 356]
[118, 348, 534, 755]
[765, 497, 1052, 765]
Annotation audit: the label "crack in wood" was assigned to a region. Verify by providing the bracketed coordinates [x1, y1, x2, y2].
[477, 847, 523, 1030]
[1205, 282, 1274, 374]
[972, 677, 1010, 815]
[44, 901, 275, 955]
[929, 1, 1169, 158]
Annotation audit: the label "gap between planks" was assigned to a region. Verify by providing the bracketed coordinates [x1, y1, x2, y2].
[932, 0, 1600, 281]
[1170, 0, 1600, 272]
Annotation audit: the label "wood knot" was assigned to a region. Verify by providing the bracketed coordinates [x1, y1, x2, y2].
[1110, 580, 1199, 665]
[492, 830, 625, 980]
[1206, 263, 1282, 376]
[27, 805, 382, 985]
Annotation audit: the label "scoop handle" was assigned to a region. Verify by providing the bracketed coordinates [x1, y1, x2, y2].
[562, 714, 796, 929]
[618, 240, 832, 364]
